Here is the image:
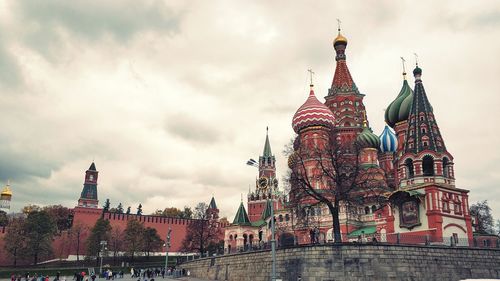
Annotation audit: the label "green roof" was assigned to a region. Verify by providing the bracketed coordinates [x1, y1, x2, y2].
[348, 226, 377, 237]
[263, 128, 272, 157]
[261, 199, 272, 220]
[209, 197, 217, 209]
[251, 219, 267, 227]
[232, 202, 251, 226]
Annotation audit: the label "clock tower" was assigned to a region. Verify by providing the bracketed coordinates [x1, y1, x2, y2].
[247, 128, 280, 222]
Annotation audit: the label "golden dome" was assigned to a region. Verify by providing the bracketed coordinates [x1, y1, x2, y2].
[1, 185, 12, 197]
[333, 32, 348, 45]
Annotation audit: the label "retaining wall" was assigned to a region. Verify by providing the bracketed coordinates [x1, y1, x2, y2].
[179, 244, 500, 281]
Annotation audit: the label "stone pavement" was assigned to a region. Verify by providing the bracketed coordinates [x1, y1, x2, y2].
[0, 277, 209, 281]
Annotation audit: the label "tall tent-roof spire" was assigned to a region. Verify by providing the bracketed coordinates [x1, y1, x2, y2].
[403, 64, 447, 154]
[263, 126, 272, 157]
[232, 202, 251, 225]
[329, 21, 359, 96]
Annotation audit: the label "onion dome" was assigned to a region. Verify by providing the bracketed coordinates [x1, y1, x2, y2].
[356, 121, 381, 149]
[379, 125, 398, 153]
[1, 184, 12, 198]
[384, 74, 414, 128]
[292, 85, 335, 133]
[333, 32, 348, 47]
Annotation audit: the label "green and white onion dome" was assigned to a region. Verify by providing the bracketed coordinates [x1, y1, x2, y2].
[385, 78, 413, 128]
[357, 122, 381, 149]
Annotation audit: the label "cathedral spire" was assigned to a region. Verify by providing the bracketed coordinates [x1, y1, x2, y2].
[403, 64, 447, 154]
[263, 127, 272, 157]
[329, 24, 358, 96]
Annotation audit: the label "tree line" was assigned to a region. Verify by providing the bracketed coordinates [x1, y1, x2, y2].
[1, 201, 225, 266]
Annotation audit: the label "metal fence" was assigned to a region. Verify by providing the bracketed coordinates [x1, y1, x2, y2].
[208, 232, 500, 257]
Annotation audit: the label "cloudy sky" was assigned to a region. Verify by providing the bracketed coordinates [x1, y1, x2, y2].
[1, 0, 499, 219]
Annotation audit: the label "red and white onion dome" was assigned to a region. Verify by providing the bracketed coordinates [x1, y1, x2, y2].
[292, 85, 335, 133]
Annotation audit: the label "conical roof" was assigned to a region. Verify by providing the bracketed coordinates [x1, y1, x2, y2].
[88, 162, 97, 171]
[329, 30, 359, 96]
[232, 202, 251, 225]
[263, 128, 272, 157]
[261, 199, 272, 220]
[208, 197, 217, 209]
[404, 65, 448, 154]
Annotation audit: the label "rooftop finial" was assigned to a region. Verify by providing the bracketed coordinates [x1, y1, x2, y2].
[266, 126, 269, 134]
[307, 68, 315, 87]
[400, 56, 407, 79]
[414, 52, 419, 66]
[362, 111, 368, 127]
[337, 18, 342, 33]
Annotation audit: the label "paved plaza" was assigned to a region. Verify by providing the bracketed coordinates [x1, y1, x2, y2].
[0, 277, 209, 281]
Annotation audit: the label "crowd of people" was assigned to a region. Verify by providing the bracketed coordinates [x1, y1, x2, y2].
[8, 266, 191, 281]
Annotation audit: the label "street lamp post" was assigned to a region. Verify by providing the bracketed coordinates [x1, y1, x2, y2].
[270, 193, 277, 281]
[99, 240, 107, 277]
[164, 227, 172, 275]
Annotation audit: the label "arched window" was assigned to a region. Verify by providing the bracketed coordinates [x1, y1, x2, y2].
[443, 157, 450, 178]
[278, 215, 283, 222]
[405, 159, 414, 178]
[285, 214, 290, 221]
[310, 208, 315, 216]
[364, 206, 370, 215]
[229, 235, 233, 241]
[422, 155, 435, 176]
[371, 205, 377, 213]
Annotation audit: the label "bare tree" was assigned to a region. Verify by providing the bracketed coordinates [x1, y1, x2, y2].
[109, 226, 124, 265]
[287, 137, 388, 243]
[181, 202, 222, 255]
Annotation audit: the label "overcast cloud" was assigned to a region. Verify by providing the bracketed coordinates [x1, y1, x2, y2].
[1, 0, 499, 219]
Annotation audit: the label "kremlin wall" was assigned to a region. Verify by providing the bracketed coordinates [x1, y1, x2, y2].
[0, 163, 227, 265]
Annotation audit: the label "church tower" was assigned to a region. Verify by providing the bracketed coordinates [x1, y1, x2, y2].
[324, 27, 368, 146]
[77, 162, 99, 208]
[398, 65, 455, 187]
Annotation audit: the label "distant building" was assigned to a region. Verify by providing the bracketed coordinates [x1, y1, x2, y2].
[0, 182, 12, 212]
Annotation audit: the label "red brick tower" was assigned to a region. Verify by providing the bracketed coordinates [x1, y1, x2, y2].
[77, 162, 99, 208]
[324, 28, 367, 147]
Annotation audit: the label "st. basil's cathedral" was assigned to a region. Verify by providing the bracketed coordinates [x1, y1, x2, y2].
[224, 28, 473, 252]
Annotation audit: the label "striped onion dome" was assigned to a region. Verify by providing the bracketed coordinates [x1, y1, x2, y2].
[385, 77, 414, 128]
[379, 125, 398, 153]
[292, 86, 335, 133]
[356, 122, 380, 149]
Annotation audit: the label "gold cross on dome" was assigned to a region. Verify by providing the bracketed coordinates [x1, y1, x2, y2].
[337, 18, 342, 32]
[414, 52, 419, 66]
[307, 68, 315, 85]
[400, 57, 406, 73]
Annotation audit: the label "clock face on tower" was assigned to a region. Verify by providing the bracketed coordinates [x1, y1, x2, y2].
[258, 177, 268, 189]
